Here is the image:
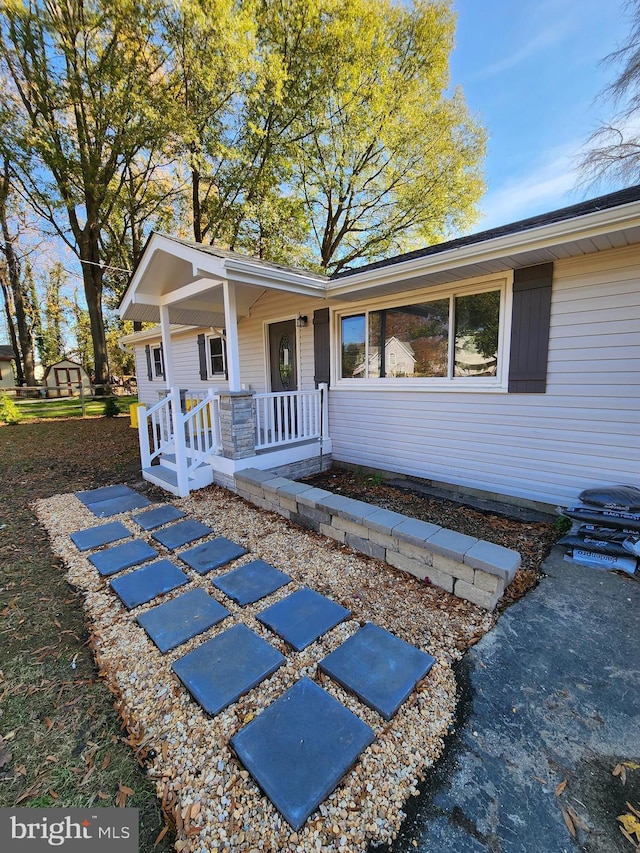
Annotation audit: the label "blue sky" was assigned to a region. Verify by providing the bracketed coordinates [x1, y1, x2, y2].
[450, 0, 634, 233]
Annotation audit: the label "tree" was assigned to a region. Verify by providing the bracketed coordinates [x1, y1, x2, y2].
[0, 155, 36, 385]
[0, 0, 170, 388]
[293, 0, 485, 272]
[36, 262, 67, 368]
[578, 0, 640, 187]
[198, 0, 485, 272]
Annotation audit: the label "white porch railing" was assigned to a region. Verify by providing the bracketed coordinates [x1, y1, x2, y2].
[137, 387, 222, 496]
[255, 387, 325, 450]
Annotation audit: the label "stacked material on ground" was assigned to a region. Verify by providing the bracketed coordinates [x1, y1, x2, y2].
[558, 485, 640, 575]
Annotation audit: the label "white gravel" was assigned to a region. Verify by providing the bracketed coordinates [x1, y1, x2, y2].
[34, 485, 494, 852]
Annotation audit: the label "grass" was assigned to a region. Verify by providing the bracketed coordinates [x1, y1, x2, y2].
[0, 416, 173, 852]
[12, 395, 138, 420]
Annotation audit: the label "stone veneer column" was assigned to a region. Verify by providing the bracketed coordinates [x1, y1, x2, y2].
[219, 390, 256, 459]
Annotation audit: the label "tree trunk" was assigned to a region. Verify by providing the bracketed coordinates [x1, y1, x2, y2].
[78, 228, 110, 393]
[0, 269, 24, 385]
[0, 169, 37, 387]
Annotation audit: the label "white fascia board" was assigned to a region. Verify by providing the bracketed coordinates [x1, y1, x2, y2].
[118, 324, 202, 346]
[222, 258, 328, 296]
[325, 201, 640, 296]
[160, 276, 223, 305]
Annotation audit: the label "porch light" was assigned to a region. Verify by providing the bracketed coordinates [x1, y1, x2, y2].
[296, 315, 308, 328]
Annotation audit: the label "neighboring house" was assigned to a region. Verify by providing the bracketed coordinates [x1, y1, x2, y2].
[119, 185, 640, 507]
[42, 359, 92, 397]
[0, 345, 15, 390]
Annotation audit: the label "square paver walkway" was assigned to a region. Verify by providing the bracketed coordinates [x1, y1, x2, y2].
[70, 521, 131, 552]
[231, 677, 375, 830]
[76, 485, 151, 517]
[212, 559, 291, 605]
[137, 588, 230, 653]
[132, 504, 186, 531]
[151, 519, 214, 550]
[178, 537, 248, 575]
[318, 622, 435, 720]
[257, 588, 350, 651]
[88, 539, 158, 577]
[109, 559, 189, 610]
[172, 623, 285, 716]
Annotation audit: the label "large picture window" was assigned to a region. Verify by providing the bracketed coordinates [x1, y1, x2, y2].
[340, 288, 501, 382]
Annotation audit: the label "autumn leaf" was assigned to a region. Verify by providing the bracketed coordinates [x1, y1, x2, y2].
[559, 804, 576, 838]
[154, 826, 169, 848]
[555, 779, 568, 797]
[101, 753, 111, 770]
[613, 763, 628, 784]
[623, 761, 640, 771]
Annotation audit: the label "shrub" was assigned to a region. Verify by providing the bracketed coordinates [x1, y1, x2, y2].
[103, 397, 120, 418]
[0, 393, 21, 424]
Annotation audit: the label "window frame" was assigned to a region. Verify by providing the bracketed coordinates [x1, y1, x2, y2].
[151, 345, 164, 379]
[334, 275, 512, 391]
[206, 333, 227, 378]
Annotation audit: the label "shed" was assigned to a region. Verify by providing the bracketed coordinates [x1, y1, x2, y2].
[42, 359, 92, 397]
[0, 345, 16, 390]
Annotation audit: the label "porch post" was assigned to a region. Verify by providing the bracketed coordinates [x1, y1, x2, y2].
[159, 304, 175, 388]
[222, 280, 241, 391]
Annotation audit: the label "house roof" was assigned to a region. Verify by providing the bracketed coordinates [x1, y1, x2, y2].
[326, 183, 640, 301]
[331, 184, 640, 280]
[0, 345, 15, 360]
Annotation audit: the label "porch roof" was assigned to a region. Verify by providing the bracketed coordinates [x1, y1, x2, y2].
[119, 233, 329, 326]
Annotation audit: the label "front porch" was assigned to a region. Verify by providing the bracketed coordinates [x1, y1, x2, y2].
[136, 385, 331, 497]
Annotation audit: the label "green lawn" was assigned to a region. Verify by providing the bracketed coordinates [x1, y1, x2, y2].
[13, 394, 138, 420]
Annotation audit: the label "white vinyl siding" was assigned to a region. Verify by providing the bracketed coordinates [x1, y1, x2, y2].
[329, 246, 640, 506]
[130, 245, 639, 507]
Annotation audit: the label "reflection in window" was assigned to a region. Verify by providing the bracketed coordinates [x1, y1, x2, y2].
[370, 301, 449, 378]
[341, 315, 366, 378]
[454, 291, 500, 377]
[339, 289, 501, 381]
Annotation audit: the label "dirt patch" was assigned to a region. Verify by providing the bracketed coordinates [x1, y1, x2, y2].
[304, 467, 563, 608]
[0, 417, 173, 852]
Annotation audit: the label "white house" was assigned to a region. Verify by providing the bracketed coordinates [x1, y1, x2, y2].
[119, 185, 640, 508]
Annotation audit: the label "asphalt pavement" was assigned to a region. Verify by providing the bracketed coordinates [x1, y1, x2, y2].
[383, 546, 640, 853]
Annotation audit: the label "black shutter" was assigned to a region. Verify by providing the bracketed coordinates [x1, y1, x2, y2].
[145, 344, 152, 381]
[197, 333, 207, 380]
[313, 307, 330, 386]
[159, 343, 165, 378]
[508, 263, 553, 393]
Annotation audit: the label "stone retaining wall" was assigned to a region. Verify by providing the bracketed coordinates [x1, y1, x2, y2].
[234, 468, 521, 610]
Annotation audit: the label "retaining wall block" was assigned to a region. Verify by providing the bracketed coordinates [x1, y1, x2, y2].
[431, 553, 475, 584]
[319, 523, 345, 543]
[454, 579, 499, 610]
[394, 518, 442, 548]
[345, 533, 386, 561]
[464, 540, 521, 583]
[474, 569, 504, 595]
[386, 549, 433, 580]
[331, 516, 370, 538]
[425, 528, 479, 561]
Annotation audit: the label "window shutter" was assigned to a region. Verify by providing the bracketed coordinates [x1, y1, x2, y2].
[313, 307, 330, 386]
[159, 343, 165, 378]
[508, 263, 553, 393]
[197, 333, 207, 380]
[145, 344, 152, 381]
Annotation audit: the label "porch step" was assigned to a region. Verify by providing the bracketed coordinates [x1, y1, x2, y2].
[142, 463, 214, 497]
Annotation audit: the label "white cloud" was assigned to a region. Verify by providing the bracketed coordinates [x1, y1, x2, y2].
[471, 144, 583, 232]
